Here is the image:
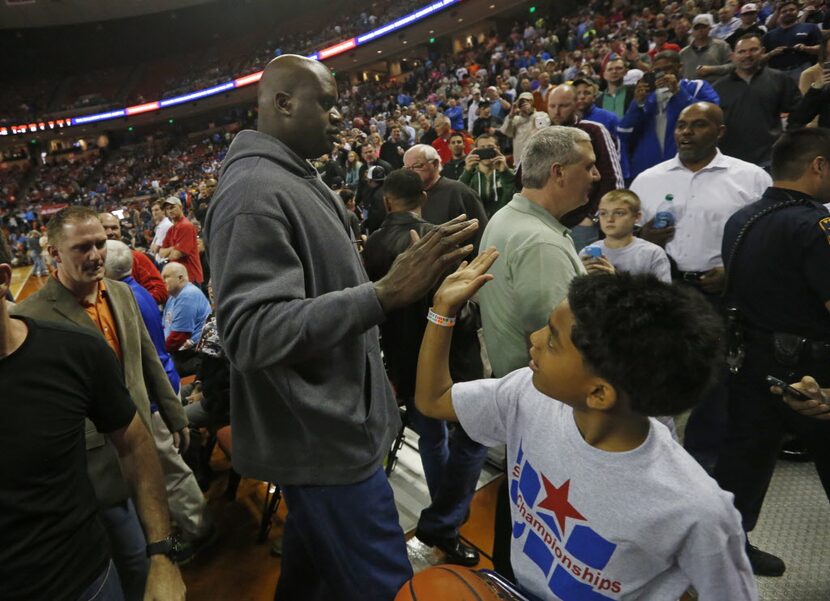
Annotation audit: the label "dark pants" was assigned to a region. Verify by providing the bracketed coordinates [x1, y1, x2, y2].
[677, 283, 729, 474]
[99, 501, 148, 601]
[492, 476, 516, 582]
[714, 340, 830, 532]
[405, 399, 489, 539]
[274, 467, 412, 601]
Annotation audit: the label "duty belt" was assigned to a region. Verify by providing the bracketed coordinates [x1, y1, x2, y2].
[743, 327, 830, 365]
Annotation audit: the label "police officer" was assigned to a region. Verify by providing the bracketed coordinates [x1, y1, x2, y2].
[715, 128, 830, 577]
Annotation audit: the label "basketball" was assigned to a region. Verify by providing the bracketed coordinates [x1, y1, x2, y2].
[395, 565, 503, 601]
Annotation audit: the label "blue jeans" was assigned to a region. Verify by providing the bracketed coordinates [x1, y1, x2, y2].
[274, 467, 412, 601]
[406, 399, 489, 539]
[76, 560, 124, 601]
[28, 250, 46, 276]
[99, 501, 148, 601]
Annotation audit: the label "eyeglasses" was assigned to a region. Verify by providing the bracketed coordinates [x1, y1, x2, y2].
[406, 161, 433, 170]
[597, 209, 632, 219]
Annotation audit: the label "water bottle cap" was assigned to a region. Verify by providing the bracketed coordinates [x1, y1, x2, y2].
[665, 194, 674, 201]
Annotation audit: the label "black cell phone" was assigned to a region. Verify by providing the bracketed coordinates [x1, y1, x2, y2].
[474, 148, 497, 160]
[765, 375, 812, 401]
[823, 61, 830, 71]
[643, 72, 656, 91]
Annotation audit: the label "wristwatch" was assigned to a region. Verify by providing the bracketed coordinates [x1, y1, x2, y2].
[146, 535, 176, 558]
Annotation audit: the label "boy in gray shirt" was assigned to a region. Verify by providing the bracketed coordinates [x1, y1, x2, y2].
[581, 190, 672, 284]
[415, 255, 757, 601]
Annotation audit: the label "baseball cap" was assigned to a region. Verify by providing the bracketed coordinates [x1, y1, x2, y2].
[740, 3, 758, 14]
[692, 14, 714, 27]
[367, 165, 387, 182]
[162, 196, 182, 208]
[517, 92, 535, 103]
[623, 69, 645, 86]
[572, 76, 598, 88]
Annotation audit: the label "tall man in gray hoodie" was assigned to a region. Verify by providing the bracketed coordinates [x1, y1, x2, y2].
[205, 54, 482, 600]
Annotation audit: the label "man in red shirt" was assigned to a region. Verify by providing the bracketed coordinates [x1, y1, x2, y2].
[159, 197, 203, 286]
[99, 212, 168, 305]
[430, 116, 472, 164]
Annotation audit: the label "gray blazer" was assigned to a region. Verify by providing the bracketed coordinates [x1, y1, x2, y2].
[13, 276, 187, 507]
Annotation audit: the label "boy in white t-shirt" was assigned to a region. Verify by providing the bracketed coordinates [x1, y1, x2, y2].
[415, 251, 757, 601]
[580, 190, 672, 284]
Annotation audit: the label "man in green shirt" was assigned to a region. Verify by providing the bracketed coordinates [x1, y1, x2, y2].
[596, 56, 634, 119]
[480, 126, 604, 378]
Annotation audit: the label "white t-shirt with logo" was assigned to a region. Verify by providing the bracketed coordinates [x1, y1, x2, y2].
[452, 369, 757, 601]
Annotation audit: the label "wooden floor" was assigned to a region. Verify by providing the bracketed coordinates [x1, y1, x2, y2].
[180, 453, 502, 601]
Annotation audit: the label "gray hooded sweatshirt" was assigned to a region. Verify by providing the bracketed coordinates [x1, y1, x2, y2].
[204, 130, 400, 486]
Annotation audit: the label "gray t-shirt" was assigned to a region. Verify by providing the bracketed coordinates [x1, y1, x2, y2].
[580, 238, 672, 284]
[452, 369, 757, 601]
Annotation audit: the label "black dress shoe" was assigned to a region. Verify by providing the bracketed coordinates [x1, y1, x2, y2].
[779, 437, 813, 463]
[415, 529, 480, 567]
[746, 544, 786, 577]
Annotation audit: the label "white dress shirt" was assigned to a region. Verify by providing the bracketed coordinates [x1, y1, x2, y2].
[152, 217, 173, 250]
[631, 151, 772, 271]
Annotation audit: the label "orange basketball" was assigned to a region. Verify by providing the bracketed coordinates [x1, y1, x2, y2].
[395, 565, 503, 600]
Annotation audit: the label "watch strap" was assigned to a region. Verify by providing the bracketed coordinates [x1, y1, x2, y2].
[146, 536, 175, 558]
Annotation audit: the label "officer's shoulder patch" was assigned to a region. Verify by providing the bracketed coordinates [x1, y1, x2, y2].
[820, 216, 830, 244]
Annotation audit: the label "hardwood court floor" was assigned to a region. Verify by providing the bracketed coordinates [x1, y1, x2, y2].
[179, 452, 501, 601]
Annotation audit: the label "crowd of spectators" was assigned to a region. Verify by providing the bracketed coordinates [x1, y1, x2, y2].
[1, 0, 428, 123]
[25, 153, 102, 204]
[5, 0, 830, 269]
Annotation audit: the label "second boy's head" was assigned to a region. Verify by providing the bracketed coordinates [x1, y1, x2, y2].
[529, 273, 723, 417]
[597, 190, 641, 240]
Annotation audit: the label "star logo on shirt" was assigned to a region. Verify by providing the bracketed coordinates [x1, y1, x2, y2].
[537, 475, 585, 534]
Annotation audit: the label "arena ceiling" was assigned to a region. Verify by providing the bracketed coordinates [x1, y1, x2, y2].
[0, 0, 215, 29]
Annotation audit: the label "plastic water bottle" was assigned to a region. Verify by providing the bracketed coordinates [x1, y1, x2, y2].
[653, 194, 675, 229]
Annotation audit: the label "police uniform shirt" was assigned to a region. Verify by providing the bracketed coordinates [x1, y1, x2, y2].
[631, 151, 772, 271]
[722, 186, 830, 339]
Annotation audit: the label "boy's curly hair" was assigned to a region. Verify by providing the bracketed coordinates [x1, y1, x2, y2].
[568, 273, 724, 416]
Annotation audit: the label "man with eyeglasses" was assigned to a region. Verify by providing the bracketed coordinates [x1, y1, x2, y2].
[403, 144, 489, 250]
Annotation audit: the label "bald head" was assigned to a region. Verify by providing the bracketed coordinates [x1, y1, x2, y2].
[680, 102, 724, 127]
[403, 144, 441, 188]
[547, 85, 577, 126]
[162, 262, 189, 296]
[99, 213, 121, 241]
[675, 102, 725, 167]
[258, 54, 342, 159]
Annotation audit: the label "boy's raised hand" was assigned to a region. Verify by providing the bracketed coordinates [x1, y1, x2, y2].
[432, 247, 499, 315]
